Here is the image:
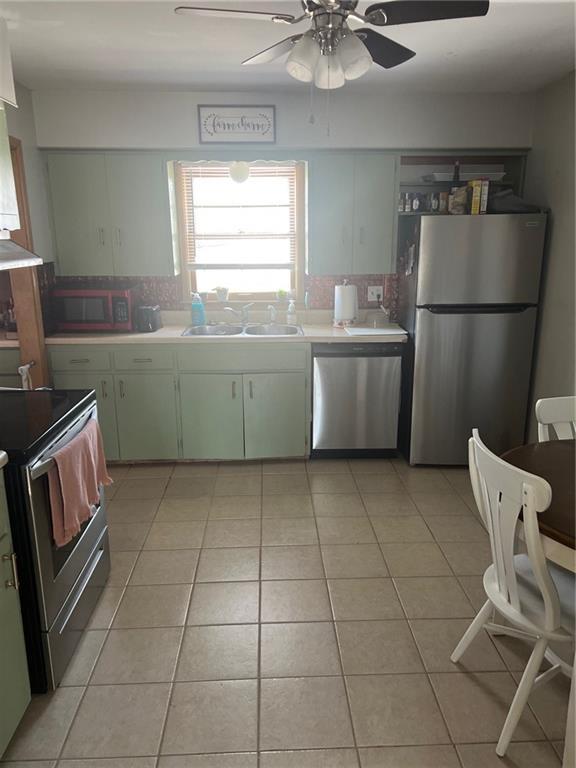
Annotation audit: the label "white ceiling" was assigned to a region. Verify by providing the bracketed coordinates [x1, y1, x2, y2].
[1, 0, 574, 93]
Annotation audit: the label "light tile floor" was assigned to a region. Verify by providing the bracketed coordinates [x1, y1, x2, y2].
[3, 459, 570, 768]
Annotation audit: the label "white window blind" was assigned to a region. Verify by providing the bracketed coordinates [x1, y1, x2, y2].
[178, 161, 300, 296]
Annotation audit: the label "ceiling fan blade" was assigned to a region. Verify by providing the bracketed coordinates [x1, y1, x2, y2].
[174, 6, 296, 24]
[355, 29, 415, 68]
[365, 1, 489, 27]
[242, 34, 303, 65]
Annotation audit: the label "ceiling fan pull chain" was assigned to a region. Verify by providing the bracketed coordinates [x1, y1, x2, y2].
[308, 78, 316, 124]
[326, 84, 331, 138]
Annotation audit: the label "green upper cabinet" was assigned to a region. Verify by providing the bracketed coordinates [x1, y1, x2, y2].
[352, 154, 397, 274]
[47, 153, 113, 276]
[243, 372, 307, 459]
[308, 153, 355, 276]
[46, 152, 178, 277]
[307, 152, 398, 275]
[0, 457, 31, 756]
[106, 154, 177, 276]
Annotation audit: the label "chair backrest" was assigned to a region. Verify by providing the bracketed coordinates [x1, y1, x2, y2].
[469, 429, 560, 632]
[535, 396, 576, 442]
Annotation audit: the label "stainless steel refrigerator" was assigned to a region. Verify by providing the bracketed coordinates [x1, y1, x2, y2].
[398, 213, 546, 465]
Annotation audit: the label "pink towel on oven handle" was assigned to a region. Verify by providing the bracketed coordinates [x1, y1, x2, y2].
[48, 418, 112, 548]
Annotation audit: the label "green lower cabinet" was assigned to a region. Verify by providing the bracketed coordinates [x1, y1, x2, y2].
[180, 374, 244, 460]
[52, 373, 119, 460]
[243, 372, 307, 459]
[0, 463, 31, 756]
[115, 373, 179, 460]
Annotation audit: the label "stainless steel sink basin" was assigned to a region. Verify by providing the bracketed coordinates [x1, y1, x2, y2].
[182, 324, 243, 336]
[244, 324, 302, 336]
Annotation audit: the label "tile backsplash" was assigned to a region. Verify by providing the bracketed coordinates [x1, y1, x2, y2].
[39, 265, 399, 328]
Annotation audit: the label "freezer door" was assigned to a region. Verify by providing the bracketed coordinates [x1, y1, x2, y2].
[410, 306, 537, 464]
[313, 356, 401, 450]
[416, 214, 546, 305]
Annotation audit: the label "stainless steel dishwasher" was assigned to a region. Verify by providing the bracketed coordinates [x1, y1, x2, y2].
[311, 343, 403, 455]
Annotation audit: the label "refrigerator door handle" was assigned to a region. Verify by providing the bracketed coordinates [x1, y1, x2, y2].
[420, 304, 534, 315]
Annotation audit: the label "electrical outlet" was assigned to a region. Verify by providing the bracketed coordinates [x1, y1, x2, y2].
[367, 285, 384, 303]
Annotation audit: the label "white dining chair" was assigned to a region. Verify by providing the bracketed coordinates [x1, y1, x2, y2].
[535, 396, 576, 442]
[451, 429, 575, 756]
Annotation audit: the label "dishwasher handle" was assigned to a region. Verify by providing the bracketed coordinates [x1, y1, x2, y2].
[312, 342, 405, 357]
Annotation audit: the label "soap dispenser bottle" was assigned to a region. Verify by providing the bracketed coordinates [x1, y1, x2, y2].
[286, 299, 297, 326]
[190, 293, 206, 326]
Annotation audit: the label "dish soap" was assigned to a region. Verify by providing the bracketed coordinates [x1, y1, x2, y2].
[190, 293, 206, 326]
[287, 299, 297, 326]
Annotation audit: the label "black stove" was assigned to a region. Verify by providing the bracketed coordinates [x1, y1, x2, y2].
[0, 389, 95, 463]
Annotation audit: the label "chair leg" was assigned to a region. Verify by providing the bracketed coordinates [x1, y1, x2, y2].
[496, 636, 548, 757]
[450, 600, 493, 663]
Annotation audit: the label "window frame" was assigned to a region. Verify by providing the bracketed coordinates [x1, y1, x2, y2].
[175, 160, 306, 303]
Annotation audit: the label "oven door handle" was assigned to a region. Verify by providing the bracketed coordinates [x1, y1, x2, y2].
[57, 546, 105, 636]
[28, 406, 97, 481]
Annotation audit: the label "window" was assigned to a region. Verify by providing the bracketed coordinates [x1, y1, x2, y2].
[176, 161, 305, 300]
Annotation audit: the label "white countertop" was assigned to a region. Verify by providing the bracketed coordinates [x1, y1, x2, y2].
[40, 323, 407, 345]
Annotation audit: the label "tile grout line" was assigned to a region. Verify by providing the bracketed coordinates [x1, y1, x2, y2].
[313, 461, 362, 768]
[147, 462, 203, 763]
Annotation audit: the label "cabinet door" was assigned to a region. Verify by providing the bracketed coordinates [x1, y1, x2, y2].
[106, 154, 176, 276]
[52, 372, 119, 460]
[243, 372, 307, 459]
[115, 374, 179, 460]
[307, 154, 355, 275]
[47, 154, 113, 276]
[353, 153, 397, 274]
[180, 374, 244, 460]
[0, 462, 31, 755]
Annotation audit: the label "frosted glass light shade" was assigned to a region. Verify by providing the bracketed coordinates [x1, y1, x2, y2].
[0, 19, 17, 107]
[286, 34, 320, 83]
[339, 32, 372, 80]
[314, 53, 345, 90]
[229, 161, 250, 183]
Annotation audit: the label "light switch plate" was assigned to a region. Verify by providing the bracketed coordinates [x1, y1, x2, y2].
[367, 285, 384, 302]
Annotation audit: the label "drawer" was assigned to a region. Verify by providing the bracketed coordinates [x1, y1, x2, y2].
[0, 349, 21, 375]
[50, 347, 111, 371]
[113, 348, 174, 371]
[177, 343, 309, 372]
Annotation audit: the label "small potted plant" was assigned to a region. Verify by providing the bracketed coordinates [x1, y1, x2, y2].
[276, 289, 290, 302]
[214, 286, 229, 302]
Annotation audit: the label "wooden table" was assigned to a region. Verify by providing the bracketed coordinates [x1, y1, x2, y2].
[502, 438, 575, 768]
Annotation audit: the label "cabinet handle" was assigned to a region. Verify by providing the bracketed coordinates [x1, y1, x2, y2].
[101, 380, 108, 399]
[119, 380, 125, 399]
[2, 552, 19, 590]
[232, 380, 236, 399]
[98, 227, 105, 247]
[132, 358, 153, 363]
[359, 225, 365, 245]
[70, 358, 90, 364]
[249, 380, 254, 399]
[116, 227, 123, 247]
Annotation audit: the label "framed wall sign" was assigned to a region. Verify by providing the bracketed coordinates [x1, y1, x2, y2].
[198, 105, 276, 144]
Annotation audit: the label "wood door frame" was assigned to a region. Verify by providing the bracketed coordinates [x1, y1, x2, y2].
[8, 135, 49, 387]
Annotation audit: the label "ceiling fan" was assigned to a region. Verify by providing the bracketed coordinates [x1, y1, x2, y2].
[175, 1, 490, 89]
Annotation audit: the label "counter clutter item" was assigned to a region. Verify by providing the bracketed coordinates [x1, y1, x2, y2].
[333, 281, 358, 327]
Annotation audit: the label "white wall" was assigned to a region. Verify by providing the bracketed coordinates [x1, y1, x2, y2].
[525, 71, 575, 438]
[5, 83, 54, 261]
[31, 88, 535, 150]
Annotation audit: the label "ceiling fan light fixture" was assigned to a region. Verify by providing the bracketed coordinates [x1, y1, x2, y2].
[314, 52, 345, 90]
[339, 30, 373, 80]
[286, 32, 320, 83]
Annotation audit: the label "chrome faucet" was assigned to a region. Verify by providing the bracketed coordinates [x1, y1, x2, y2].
[224, 303, 254, 325]
[267, 305, 277, 324]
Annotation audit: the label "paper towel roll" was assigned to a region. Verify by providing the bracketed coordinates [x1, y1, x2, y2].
[334, 283, 358, 323]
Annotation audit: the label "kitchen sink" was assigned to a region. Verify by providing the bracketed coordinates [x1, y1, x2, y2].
[244, 324, 303, 336]
[182, 324, 243, 336]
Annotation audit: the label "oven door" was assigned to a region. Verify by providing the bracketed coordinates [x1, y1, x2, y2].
[25, 405, 109, 631]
